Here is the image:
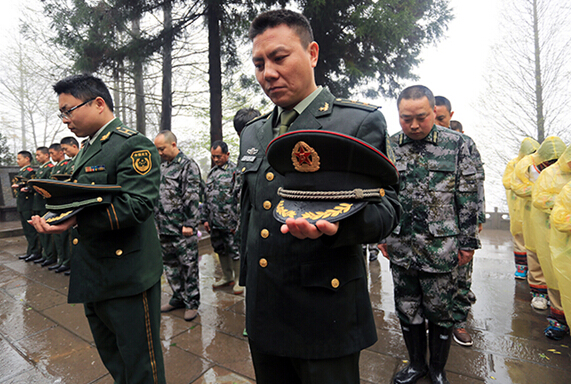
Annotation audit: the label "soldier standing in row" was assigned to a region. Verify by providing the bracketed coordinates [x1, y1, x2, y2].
[49, 143, 70, 272]
[13, 151, 40, 261]
[381, 85, 480, 384]
[203, 140, 243, 294]
[154, 130, 203, 321]
[28, 147, 56, 265]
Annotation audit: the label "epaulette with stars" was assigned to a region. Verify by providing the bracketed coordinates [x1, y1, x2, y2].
[114, 126, 138, 138]
[333, 98, 379, 112]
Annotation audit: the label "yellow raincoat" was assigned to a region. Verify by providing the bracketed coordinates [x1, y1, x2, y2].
[511, 137, 567, 253]
[503, 138, 540, 236]
[551, 180, 571, 322]
[532, 146, 571, 289]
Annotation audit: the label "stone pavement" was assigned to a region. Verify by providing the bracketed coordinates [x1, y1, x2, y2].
[0, 227, 569, 383]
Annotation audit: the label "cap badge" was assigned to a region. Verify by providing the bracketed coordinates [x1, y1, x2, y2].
[131, 150, 152, 175]
[291, 141, 320, 172]
[33, 186, 52, 198]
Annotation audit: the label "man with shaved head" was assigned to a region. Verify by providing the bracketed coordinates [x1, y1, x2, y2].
[154, 130, 203, 321]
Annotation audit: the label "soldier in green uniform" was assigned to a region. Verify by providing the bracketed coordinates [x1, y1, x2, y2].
[48, 143, 72, 272]
[28, 147, 56, 264]
[29, 74, 165, 384]
[380, 86, 480, 384]
[240, 10, 401, 383]
[12, 151, 40, 260]
[203, 140, 242, 294]
[54, 137, 81, 275]
[154, 130, 203, 321]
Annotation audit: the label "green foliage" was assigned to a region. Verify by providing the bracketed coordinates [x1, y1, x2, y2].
[0, 132, 16, 166]
[301, 0, 453, 98]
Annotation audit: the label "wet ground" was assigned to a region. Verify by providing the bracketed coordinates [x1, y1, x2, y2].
[0, 226, 569, 383]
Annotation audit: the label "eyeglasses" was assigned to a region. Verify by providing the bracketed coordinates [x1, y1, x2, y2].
[58, 98, 96, 120]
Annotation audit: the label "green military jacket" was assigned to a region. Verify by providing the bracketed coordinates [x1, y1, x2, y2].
[13, 165, 36, 212]
[51, 158, 70, 178]
[33, 161, 54, 211]
[203, 160, 238, 230]
[67, 118, 163, 304]
[386, 125, 481, 273]
[154, 151, 202, 236]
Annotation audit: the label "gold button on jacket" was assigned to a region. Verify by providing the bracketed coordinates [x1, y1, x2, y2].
[331, 278, 340, 288]
[261, 229, 269, 238]
[115, 249, 123, 256]
[263, 201, 272, 210]
[266, 172, 274, 181]
[73, 238, 79, 245]
[259, 258, 268, 268]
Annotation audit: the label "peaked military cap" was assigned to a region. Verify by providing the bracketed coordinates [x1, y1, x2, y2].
[27, 179, 122, 225]
[266, 130, 398, 224]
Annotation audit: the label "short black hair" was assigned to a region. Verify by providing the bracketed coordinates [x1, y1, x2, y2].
[449, 120, 463, 133]
[435, 96, 452, 113]
[398, 85, 435, 109]
[18, 150, 32, 161]
[211, 140, 228, 154]
[36, 146, 49, 155]
[53, 74, 114, 112]
[156, 130, 177, 144]
[233, 108, 261, 136]
[249, 9, 314, 48]
[60, 136, 79, 147]
[49, 143, 62, 152]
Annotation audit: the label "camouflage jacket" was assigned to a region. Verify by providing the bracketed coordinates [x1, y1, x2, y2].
[154, 151, 203, 236]
[202, 160, 238, 230]
[462, 133, 486, 223]
[386, 125, 481, 273]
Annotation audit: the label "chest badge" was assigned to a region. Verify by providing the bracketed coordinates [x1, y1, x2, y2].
[292, 141, 320, 172]
[131, 150, 152, 175]
[247, 148, 259, 155]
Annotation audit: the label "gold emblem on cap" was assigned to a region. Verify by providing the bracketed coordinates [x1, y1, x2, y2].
[276, 201, 297, 219]
[33, 186, 51, 198]
[292, 141, 320, 172]
[318, 102, 329, 112]
[301, 203, 353, 221]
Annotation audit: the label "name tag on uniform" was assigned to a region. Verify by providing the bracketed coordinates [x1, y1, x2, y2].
[85, 165, 106, 173]
[241, 155, 256, 162]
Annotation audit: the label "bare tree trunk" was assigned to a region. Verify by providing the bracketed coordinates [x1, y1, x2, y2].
[208, 0, 223, 146]
[132, 17, 146, 135]
[532, 0, 545, 143]
[19, 51, 26, 150]
[161, 0, 173, 132]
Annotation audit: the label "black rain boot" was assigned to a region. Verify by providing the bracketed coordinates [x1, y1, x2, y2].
[428, 322, 452, 384]
[393, 321, 428, 384]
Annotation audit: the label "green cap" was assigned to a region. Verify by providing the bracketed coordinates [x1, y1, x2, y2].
[27, 179, 122, 225]
[266, 130, 398, 224]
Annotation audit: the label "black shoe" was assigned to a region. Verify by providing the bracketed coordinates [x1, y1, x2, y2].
[19, 254, 32, 260]
[48, 264, 62, 271]
[34, 257, 46, 264]
[428, 322, 452, 384]
[41, 259, 57, 267]
[64, 270, 71, 276]
[25, 254, 43, 262]
[393, 322, 428, 384]
[55, 265, 70, 273]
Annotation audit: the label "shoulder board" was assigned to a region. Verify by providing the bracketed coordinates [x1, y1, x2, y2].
[246, 112, 272, 126]
[114, 126, 138, 138]
[333, 98, 378, 112]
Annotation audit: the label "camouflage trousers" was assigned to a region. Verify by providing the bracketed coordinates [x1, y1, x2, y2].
[391, 263, 458, 329]
[210, 229, 240, 261]
[159, 234, 200, 310]
[452, 260, 473, 328]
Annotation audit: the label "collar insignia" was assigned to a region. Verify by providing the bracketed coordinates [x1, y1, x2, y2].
[318, 102, 329, 112]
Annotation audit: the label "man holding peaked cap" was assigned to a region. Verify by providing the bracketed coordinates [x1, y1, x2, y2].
[29, 74, 166, 384]
[238, 9, 401, 383]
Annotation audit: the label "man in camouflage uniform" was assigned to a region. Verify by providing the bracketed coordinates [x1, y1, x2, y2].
[154, 130, 202, 321]
[380, 86, 480, 384]
[27, 146, 56, 264]
[435, 97, 485, 347]
[12, 151, 40, 261]
[202, 140, 242, 294]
